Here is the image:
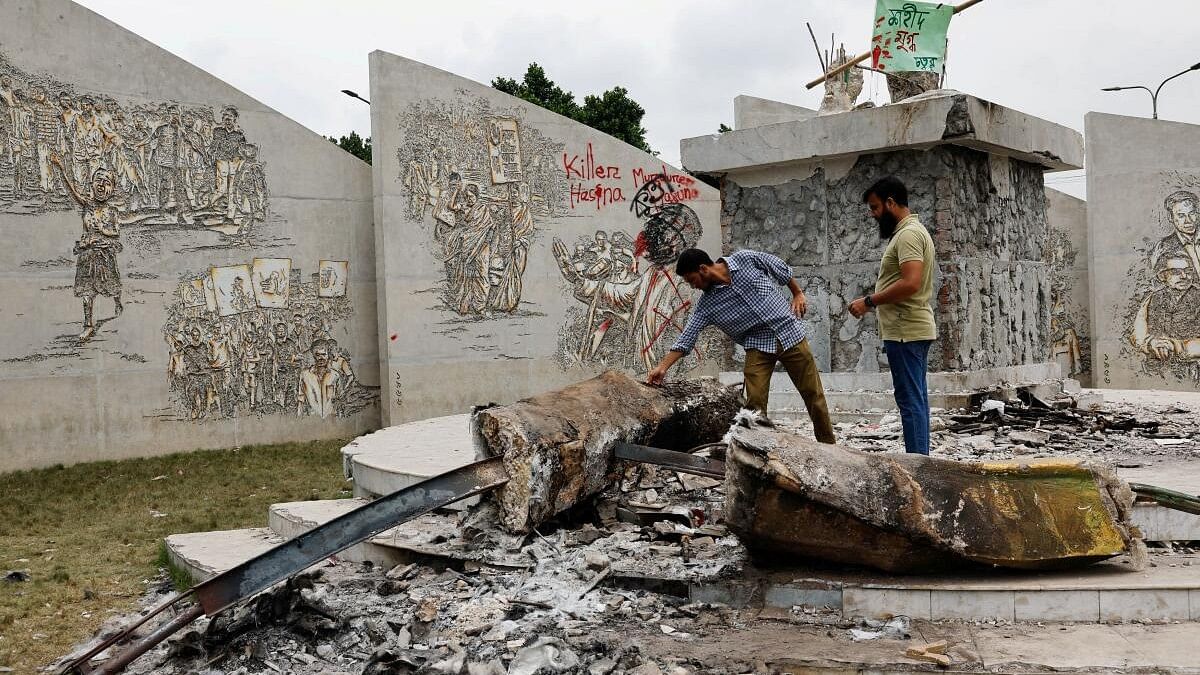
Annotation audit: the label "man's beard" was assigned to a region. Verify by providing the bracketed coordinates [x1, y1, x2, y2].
[875, 211, 899, 239]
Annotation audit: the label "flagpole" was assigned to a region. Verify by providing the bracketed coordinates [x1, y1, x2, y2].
[804, 0, 985, 90]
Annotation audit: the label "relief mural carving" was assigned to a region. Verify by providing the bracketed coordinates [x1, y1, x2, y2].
[161, 259, 377, 421]
[395, 93, 717, 374]
[0, 51, 278, 348]
[1046, 225, 1089, 379]
[1121, 175, 1200, 383]
[397, 92, 568, 318]
[551, 173, 712, 372]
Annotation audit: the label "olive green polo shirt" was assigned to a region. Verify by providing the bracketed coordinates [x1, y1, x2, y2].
[874, 214, 937, 342]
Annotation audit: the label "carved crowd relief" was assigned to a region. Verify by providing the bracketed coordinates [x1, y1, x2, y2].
[1046, 226, 1090, 379]
[0, 51, 273, 344]
[1121, 176, 1200, 382]
[162, 259, 376, 421]
[0, 54, 269, 230]
[552, 173, 712, 372]
[397, 93, 568, 317]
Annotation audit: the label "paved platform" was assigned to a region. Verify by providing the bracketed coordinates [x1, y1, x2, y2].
[163, 393, 1200, 624]
[632, 620, 1200, 674]
[163, 501, 1200, 624]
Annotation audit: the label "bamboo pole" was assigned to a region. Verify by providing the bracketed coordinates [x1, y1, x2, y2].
[804, 0, 985, 90]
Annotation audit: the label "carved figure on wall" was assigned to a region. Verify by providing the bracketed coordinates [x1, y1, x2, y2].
[1151, 190, 1200, 277]
[0, 52, 270, 238]
[397, 94, 567, 318]
[49, 156, 145, 340]
[161, 260, 376, 421]
[1045, 225, 1090, 379]
[551, 173, 710, 372]
[1122, 182, 1200, 382]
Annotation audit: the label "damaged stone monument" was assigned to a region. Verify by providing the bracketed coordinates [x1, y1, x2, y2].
[682, 91, 1085, 405]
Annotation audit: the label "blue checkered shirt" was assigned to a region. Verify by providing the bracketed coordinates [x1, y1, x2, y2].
[671, 250, 807, 356]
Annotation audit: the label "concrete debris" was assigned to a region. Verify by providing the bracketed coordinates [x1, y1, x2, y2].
[64, 389, 1200, 675]
[508, 637, 579, 674]
[472, 370, 741, 533]
[725, 425, 1139, 573]
[904, 644, 952, 667]
[784, 394, 1200, 467]
[849, 617, 910, 641]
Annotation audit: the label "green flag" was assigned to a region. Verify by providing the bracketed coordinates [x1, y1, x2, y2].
[870, 0, 954, 73]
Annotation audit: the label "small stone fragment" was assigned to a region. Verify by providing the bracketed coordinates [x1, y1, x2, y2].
[584, 551, 610, 570]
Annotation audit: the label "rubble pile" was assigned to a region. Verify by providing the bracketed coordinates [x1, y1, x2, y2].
[784, 396, 1200, 466]
[108, 464, 767, 675]
[62, 393, 1200, 675]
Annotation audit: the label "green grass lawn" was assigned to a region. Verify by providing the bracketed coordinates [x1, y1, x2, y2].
[0, 439, 352, 672]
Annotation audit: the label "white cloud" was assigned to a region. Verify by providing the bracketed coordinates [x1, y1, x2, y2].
[76, 0, 1200, 198]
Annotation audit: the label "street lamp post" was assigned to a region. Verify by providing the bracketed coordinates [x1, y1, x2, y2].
[341, 89, 371, 105]
[1102, 62, 1200, 119]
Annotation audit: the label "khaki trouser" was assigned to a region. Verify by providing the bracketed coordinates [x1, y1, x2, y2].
[743, 339, 836, 444]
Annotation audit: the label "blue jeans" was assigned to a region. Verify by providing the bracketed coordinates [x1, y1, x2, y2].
[884, 340, 933, 455]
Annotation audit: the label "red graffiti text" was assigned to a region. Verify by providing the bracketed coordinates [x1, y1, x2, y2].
[570, 182, 625, 210]
[562, 143, 621, 181]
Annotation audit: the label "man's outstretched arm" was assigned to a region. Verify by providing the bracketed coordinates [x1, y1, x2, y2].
[646, 349, 685, 385]
[647, 309, 708, 384]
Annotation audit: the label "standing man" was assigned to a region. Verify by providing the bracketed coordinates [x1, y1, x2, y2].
[646, 248, 836, 444]
[849, 176, 937, 455]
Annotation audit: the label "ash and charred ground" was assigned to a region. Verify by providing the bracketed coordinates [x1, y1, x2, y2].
[781, 388, 1200, 470]
[57, 388, 1200, 675]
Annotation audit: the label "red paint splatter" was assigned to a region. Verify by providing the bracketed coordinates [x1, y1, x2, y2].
[390, 333, 398, 341]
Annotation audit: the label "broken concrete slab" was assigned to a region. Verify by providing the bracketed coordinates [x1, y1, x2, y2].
[473, 371, 741, 533]
[724, 426, 1140, 573]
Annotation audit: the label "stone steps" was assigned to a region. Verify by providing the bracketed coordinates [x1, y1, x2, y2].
[163, 508, 1200, 623]
[164, 527, 284, 583]
[268, 499, 408, 566]
[340, 413, 477, 505]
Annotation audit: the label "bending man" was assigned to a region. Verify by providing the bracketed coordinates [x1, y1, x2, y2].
[647, 248, 836, 443]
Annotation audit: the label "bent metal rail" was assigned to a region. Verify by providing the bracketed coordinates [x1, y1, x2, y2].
[58, 446, 720, 674]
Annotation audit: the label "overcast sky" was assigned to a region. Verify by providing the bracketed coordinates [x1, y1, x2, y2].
[77, 0, 1200, 200]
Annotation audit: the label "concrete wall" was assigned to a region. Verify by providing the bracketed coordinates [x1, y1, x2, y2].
[0, 0, 379, 472]
[1087, 112, 1200, 391]
[369, 52, 722, 426]
[1045, 187, 1091, 386]
[715, 146, 1051, 373]
[732, 95, 815, 130]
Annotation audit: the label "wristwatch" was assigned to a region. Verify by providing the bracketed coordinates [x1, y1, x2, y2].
[864, 295, 876, 308]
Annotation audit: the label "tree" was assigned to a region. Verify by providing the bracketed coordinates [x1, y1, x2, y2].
[493, 63, 653, 154]
[327, 131, 372, 164]
[493, 63, 580, 120]
[578, 87, 651, 154]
